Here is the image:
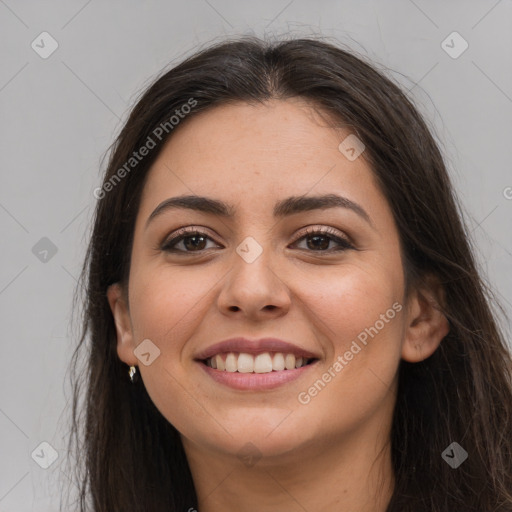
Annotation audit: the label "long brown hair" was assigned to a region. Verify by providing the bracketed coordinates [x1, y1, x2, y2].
[65, 36, 512, 511]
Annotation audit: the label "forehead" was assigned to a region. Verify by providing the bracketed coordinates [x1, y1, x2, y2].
[140, 99, 383, 213]
[165, 99, 347, 167]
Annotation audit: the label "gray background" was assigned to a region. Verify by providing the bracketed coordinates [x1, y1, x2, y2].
[1, 1, 511, 510]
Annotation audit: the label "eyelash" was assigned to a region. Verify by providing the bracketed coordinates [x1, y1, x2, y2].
[160, 226, 355, 254]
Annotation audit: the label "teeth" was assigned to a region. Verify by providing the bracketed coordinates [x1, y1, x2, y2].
[272, 353, 285, 371]
[225, 353, 237, 372]
[254, 353, 273, 373]
[215, 354, 225, 371]
[206, 352, 311, 373]
[237, 353, 254, 373]
[285, 354, 296, 370]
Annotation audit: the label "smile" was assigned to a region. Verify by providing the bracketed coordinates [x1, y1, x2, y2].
[198, 352, 319, 391]
[203, 352, 315, 373]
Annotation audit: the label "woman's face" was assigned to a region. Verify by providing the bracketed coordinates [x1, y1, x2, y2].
[109, 98, 432, 463]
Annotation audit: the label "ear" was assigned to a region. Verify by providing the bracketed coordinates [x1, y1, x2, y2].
[401, 275, 450, 363]
[106, 283, 138, 366]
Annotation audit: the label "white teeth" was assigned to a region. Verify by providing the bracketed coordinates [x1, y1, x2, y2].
[254, 353, 273, 373]
[215, 354, 225, 371]
[206, 352, 311, 373]
[285, 354, 296, 370]
[237, 353, 254, 373]
[272, 353, 285, 371]
[225, 353, 237, 372]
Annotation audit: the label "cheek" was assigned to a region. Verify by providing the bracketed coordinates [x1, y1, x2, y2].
[127, 267, 222, 436]
[293, 261, 405, 426]
[298, 258, 404, 348]
[129, 264, 217, 347]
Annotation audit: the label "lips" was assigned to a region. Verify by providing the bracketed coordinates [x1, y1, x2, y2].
[194, 338, 320, 390]
[194, 337, 320, 361]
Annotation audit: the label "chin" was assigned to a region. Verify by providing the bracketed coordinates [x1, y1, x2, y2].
[197, 414, 314, 461]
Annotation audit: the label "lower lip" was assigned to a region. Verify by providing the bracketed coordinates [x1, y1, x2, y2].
[197, 360, 318, 390]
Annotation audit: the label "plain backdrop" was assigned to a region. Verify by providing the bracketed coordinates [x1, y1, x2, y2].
[0, 1, 511, 510]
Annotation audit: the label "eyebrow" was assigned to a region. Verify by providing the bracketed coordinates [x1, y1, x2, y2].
[145, 193, 373, 228]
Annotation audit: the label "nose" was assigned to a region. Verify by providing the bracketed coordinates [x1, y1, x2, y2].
[216, 244, 291, 320]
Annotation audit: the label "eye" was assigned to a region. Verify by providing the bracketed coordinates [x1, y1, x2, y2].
[161, 227, 220, 254]
[290, 226, 354, 253]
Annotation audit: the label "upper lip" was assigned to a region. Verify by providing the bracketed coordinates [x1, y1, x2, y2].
[195, 337, 320, 361]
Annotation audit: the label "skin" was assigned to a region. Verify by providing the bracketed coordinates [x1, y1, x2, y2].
[108, 98, 449, 512]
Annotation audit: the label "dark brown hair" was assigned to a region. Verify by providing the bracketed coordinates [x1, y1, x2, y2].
[65, 35, 512, 511]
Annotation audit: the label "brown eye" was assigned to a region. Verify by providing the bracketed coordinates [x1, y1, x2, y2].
[291, 227, 354, 253]
[161, 229, 219, 253]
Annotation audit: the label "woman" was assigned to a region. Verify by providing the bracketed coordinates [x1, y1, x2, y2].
[67, 36, 512, 511]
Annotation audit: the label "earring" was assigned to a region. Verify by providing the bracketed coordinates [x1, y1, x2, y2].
[128, 365, 138, 383]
